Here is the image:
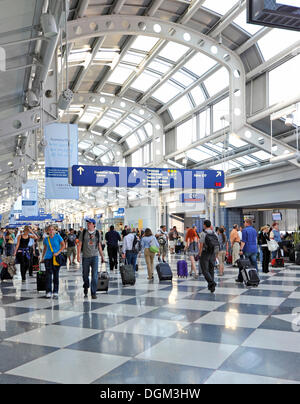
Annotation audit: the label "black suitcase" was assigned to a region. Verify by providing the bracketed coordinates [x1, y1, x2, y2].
[97, 271, 109, 293]
[175, 245, 181, 254]
[289, 249, 296, 263]
[296, 252, 300, 266]
[0, 265, 12, 281]
[237, 258, 260, 287]
[37, 271, 46, 291]
[156, 263, 173, 281]
[120, 262, 135, 286]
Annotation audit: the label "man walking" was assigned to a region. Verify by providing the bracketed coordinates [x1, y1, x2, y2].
[77, 219, 105, 299]
[236, 219, 258, 283]
[122, 228, 139, 272]
[156, 225, 168, 263]
[199, 220, 220, 293]
[105, 225, 121, 271]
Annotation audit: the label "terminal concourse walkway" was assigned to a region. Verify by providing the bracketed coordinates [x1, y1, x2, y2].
[0, 255, 300, 384]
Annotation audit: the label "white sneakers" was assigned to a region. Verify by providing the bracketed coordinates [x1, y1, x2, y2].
[46, 292, 58, 299]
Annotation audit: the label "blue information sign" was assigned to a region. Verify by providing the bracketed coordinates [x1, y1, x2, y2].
[71, 166, 225, 189]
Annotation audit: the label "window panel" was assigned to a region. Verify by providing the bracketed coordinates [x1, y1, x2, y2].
[184, 53, 217, 77]
[176, 117, 196, 149]
[114, 123, 131, 136]
[144, 143, 150, 164]
[251, 151, 271, 160]
[233, 10, 261, 35]
[269, 54, 300, 105]
[229, 134, 248, 148]
[258, 29, 300, 61]
[122, 51, 145, 65]
[204, 67, 229, 96]
[144, 122, 153, 137]
[126, 134, 139, 149]
[108, 65, 135, 85]
[131, 36, 159, 52]
[172, 71, 195, 87]
[169, 95, 192, 120]
[158, 42, 190, 62]
[202, 0, 238, 14]
[152, 81, 182, 103]
[97, 117, 114, 129]
[213, 97, 229, 132]
[78, 141, 93, 150]
[199, 109, 211, 138]
[186, 148, 209, 162]
[137, 129, 147, 142]
[190, 86, 205, 105]
[131, 71, 160, 92]
[148, 60, 172, 74]
[131, 149, 142, 166]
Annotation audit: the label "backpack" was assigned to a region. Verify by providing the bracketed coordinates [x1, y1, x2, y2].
[204, 232, 220, 254]
[81, 229, 100, 251]
[132, 235, 141, 253]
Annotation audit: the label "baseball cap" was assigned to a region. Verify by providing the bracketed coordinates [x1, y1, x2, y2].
[86, 218, 96, 225]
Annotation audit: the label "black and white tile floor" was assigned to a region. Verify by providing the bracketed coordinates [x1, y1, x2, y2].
[0, 254, 300, 384]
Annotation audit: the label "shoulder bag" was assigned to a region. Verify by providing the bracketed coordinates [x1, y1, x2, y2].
[48, 236, 67, 267]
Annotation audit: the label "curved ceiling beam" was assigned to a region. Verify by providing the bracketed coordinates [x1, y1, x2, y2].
[73, 92, 164, 165]
[66, 15, 246, 133]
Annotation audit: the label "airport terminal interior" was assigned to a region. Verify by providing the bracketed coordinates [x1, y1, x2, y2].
[0, 0, 300, 385]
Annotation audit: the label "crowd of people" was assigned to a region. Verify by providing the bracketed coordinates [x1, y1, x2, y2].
[0, 218, 291, 299]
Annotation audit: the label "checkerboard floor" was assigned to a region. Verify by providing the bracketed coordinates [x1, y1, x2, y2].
[1, 254, 300, 384]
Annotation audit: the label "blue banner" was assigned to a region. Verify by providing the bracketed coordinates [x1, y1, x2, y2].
[22, 180, 38, 217]
[45, 123, 79, 200]
[71, 166, 225, 189]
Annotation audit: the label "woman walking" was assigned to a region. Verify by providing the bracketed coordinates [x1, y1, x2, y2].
[41, 225, 65, 298]
[141, 228, 159, 280]
[185, 228, 200, 279]
[258, 225, 272, 273]
[217, 228, 228, 276]
[14, 226, 37, 282]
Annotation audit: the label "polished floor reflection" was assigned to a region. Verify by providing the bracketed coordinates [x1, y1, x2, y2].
[1, 255, 300, 384]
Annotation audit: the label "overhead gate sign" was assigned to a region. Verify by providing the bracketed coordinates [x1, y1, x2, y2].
[71, 166, 225, 189]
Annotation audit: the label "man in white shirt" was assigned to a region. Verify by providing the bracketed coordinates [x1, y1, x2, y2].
[122, 229, 139, 271]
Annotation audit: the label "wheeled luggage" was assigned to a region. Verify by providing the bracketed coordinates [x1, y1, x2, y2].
[0, 264, 12, 281]
[236, 258, 260, 287]
[175, 244, 181, 254]
[36, 271, 46, 291]
[156, 262, 173, 281]
[296, 252, 300, 266]
[120, 260, 135, 286]
[271, 258, 284, 268]
[289, 249, 296, 263]
[97, 271, 109, 293]
[177, 260, 188, 278]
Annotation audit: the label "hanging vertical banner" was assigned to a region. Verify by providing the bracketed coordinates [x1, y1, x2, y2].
[22, 180, 39, 217]
[45, 123, 79, 200]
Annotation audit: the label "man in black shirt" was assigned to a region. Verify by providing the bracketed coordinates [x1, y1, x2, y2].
[105, 225, 121, 271]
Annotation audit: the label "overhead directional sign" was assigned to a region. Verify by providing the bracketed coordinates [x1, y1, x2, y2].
[180, 193, 206, 203]
[71, 166, 225, 189]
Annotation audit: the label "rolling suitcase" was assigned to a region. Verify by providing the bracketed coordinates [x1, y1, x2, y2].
[97, 271, 109, 293]
[36, 271, 46, 292]
[0, 264, 12, 281]
[156, 262, 173, 281]
[237, 258, 260, 287]
[177, 260, 188, 278]
[296, 252, 300, 266]
[271, 258, 284, 268]
[120, 260, 135, 286]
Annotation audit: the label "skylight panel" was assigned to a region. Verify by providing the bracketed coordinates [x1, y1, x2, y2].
[127, 134, 139, 149]
[131, 71, 160, 92]
[258, 29, 300, 61]
[108, 65, 135, 85]
[137, 129, 147, 142]
[148, 60, 172, 74]
[80, 112, 97, 124]
[172, 71, 195, 87]
[229, 134, 248, 148]
[183, 53, 217, 77]
[158, 42, 190, 62]
[114, 123, 131, 137]
[213, 97, 230, 132]
[169, 95, 192, 120]
[97, 117, 114, 129]
[204, 67, 229, 96]
[144, 122, 153, 137]
[235, 156, 258, 165]
[202, 0, 238, 15]
[131, 36, 160, 52]
[122, 51, 145, 65]
[186, 149, 209, 162]
[251, 151, 271, 160]
[152, 81, 182, 103]
[190, 86, 205, 105]
[78, 141, 92, 150]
